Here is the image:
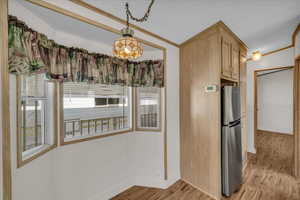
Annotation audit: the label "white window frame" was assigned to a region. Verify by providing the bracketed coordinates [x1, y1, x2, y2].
[135, 87, 162, 132]
[16, 75, 57, 168]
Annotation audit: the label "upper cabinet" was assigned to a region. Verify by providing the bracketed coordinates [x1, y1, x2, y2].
[221, 33, 240, 82]
[221, 38, 232, 78]
[231, 45, 240, 81]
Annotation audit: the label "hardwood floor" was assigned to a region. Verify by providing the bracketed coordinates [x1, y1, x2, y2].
[112, 131, 300, 200]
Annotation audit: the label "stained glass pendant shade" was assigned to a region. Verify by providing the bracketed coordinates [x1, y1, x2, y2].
[113, 0, 155, 60]
[113, 28, 143, 60]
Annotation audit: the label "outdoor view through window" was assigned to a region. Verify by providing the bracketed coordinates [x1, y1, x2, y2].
[20, 74, 55, 160]
[63, 83, 131, 141]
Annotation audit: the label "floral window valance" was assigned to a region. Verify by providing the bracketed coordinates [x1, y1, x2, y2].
[8, 16, 164, 87]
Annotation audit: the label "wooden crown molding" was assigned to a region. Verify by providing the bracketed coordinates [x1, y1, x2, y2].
[70, 0, 180, 48]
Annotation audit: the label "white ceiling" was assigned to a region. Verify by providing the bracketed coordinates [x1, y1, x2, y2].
[82, 0, 300, 53]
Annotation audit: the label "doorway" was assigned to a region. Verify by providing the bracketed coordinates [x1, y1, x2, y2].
[254, 66, 294, 175]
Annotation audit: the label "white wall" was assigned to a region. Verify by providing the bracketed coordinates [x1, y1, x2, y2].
[9, 1, 180, 200]
[257, 69, 293, 134]
[247, 47, 295, 153]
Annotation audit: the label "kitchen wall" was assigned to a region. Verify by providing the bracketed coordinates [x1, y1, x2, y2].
[8, 1, 180, 200]
[257, 69, 293, 134]
[247, 47, 294, 153]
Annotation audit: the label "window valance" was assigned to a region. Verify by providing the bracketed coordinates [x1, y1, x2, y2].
[8, 16, 164, 87]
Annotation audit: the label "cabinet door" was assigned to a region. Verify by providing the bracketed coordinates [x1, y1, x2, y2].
[221, 38, 232, 78]
[231, 45, 240, 81]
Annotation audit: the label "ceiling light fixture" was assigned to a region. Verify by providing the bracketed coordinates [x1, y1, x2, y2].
[252, 51, 262, 61]
[113, 0, 156, 60]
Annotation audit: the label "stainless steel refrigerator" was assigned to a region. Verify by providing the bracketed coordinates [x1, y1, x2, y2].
[221, 86, 242, 197]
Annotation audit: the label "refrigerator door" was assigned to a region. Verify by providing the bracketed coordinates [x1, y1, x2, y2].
[222, 122, 242, 197]
[222, 86, 241, 125]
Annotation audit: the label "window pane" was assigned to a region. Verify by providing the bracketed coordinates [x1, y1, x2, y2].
[95, 98, 107, 106]
[137, 87, 161, 130]
[21, 99, 45, 151]
[63, 83, 132, 141]
[19, 74, 54, 160]
[21, 73, 46, 98]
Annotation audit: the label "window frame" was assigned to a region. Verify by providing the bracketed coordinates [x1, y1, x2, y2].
[134, 87, 162, 132]
[16, 75, 58, 168]
[58, 83, 135, 146]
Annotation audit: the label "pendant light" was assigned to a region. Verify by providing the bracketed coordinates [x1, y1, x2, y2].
[113, 0, 155, 60]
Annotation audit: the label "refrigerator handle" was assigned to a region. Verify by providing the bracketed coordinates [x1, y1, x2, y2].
[229, 119, 241, 127]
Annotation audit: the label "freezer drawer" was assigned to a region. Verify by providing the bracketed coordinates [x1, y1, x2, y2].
[222, 123, 242, 197]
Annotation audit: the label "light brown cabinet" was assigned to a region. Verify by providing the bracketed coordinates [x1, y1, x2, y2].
[221, 38, 240, 81]
[221, 38, 232, 78]
[231, 45, 240, 80]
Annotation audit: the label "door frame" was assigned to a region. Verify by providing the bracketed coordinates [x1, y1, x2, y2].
[253, 65, 296, 175]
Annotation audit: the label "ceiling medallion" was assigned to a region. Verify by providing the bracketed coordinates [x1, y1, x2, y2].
[113, 0, 155, 60]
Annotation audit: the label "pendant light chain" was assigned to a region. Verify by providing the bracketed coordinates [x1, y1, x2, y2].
[125, 0, 155, 25]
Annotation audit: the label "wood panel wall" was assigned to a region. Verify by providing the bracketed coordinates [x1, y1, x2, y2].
[294, 58, 300, 178]
[240, 51, 248, 163]
[180, 27, 222, 199]
[1, 0, 12, 200]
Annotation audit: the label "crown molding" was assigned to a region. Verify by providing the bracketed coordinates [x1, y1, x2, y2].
[70, 0, 180, 48]
[248, 22, 300, 61]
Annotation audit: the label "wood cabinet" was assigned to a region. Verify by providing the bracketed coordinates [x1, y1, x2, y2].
[232, 45, 240, 80]
[180, 21, 247, 200]
[221, 38, 232, 78]
[221, 38, 240, 81]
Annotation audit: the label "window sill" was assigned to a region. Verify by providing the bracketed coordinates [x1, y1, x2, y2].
[17, 144, 57, 168]
[135, 128, 161, 132]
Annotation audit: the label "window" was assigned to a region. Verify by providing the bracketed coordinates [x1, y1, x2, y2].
[62, 83, 132, 143]
[94, 97, 120, 106]
[136, 87, 161, 131]
[18, 74, 56, 167]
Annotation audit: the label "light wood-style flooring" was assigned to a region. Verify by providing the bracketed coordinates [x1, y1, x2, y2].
[112, 131, 300, 200]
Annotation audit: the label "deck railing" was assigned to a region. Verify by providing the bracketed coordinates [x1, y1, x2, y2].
[64, 116, 128, 139]
[64, 112, 159, 139]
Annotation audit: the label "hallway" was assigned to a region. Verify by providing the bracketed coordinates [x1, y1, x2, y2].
[112, 131, 300, 200]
